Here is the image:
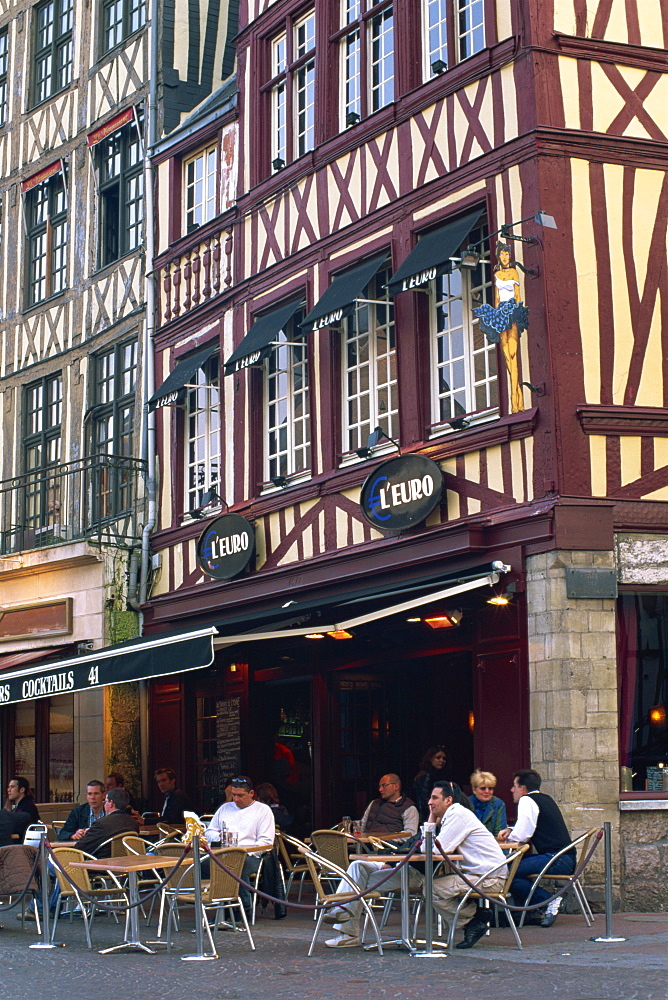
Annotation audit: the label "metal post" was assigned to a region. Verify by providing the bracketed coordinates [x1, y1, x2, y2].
[591, 822, 626, 943]
[30, 831, 59, 949]
[182, 835, 218, 961]
[412, 827, 447, 959]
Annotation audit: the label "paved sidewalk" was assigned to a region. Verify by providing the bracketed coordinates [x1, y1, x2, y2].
[1, 902, 666, 1000]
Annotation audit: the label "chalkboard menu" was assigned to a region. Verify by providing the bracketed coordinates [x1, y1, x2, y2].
[646, 766, 668, 791]
[216, 697, 241, 793]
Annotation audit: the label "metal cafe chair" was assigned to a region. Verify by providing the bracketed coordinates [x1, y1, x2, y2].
[276, 832, 310, 902]
[520, 828, 598, 927]
[122, 835, 164, 924]
[446, 844, 530, 951]
[50, 847, 128, 950]
[297, 845, 384, 957]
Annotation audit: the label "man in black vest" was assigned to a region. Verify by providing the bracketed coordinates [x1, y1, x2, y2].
[499, 768, 575, 927]
[360, 774, 419, 838]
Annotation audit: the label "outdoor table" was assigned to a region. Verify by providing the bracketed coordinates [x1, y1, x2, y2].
[349, 852, 463, 953]
[69, 853, 189, 954]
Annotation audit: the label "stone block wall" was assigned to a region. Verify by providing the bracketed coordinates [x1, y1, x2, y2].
[526, 549, 620, 908]
[620, 810, 668, 911]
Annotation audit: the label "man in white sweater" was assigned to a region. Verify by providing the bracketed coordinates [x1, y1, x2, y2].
[205, 776, 275, 914]
[429, 780, 508, 949]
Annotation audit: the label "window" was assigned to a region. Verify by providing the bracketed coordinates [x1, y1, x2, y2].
[23, 374, 63, 534]
[185, 353, 220, 513]
[33, 0, 73, 106]
[343, 263, 397, 453]
[97, 117, 143, 266]
[265, 311, 310, 481]
[184, 145, 217, 232]
[457, 0, 484, 60]
[431, 220, 497, 424]
[102, 0, 146, 52]
[340, 1, 394, 126]
[0, 28, 8, 125]
[90, 340, 137, 518]
[26, 171, 68, 306]
[423, 0, 485, 76]
[269, 10, 315, 167]
[618, 594, 668, 792]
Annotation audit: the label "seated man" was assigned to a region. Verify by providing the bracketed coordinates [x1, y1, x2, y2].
[154, 768, 193, 824]
[76, 788, 139, 858]
[0, 808, 30, 847]
[360, 774, 419, 839]
[205, 776, 275, 916]
[323, 774, 422, 949]
[429, 780, 508, 949]
[499, 768, 575, 927]
[58, 781, 106, 842]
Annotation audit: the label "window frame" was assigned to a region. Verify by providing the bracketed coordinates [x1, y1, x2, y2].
[266, 8, 316, 169]
[422, 0, 486, 80]
[89, 339, 138, 520]
[23, 373, 63, 533]
[183, 352, 221, 516]
[338, 0, 394, 129]
[96, 116, 144, 268]
[0, 27, 8, 126]
[183, 144, 218, 234]
[25, 169, 68, 307]
[342, 261, 397, 456]
[263, 310, 311, 483]
[428, 218, 498, 429]
[32, 0, 74, 107]
[101, 0, 147, 55]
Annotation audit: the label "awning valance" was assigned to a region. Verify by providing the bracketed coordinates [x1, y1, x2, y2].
[300, 254, 387, 335]
[0, 628, 216, 706]
[386, 209, 483, 295]
[87, 106, 134, 147]
[21, 159, 64, 194]
[148, 346, 217, 411]
[224, 299, 302, 376]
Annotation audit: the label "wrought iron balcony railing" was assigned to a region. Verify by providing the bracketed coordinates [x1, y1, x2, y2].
[0, 455, 147, 555]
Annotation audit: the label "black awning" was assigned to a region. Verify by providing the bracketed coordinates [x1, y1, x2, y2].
[148, 346, 217, 411]
[301, 254, 387, 335]
[224, 299, 303, 376]
[0, 628, 216, 705]
[387, 209, 483, 295]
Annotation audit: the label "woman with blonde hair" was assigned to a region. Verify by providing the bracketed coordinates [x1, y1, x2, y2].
[468, 769, 506, 836]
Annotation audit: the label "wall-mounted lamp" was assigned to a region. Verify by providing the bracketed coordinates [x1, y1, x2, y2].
[327, 630, 354, 640]
[189, 488, 226, 519]
[447, 416, 470, 431]
[271, 475, 287, 488]
[649, 705, 666, 727]
[431, 59, 447, 75]
[459, 246, 480, 270]
[272, 157, 285, 171]
[346, 111, 361, 126]
[356, 425, 400, 459]
[424, 609, 463, 629]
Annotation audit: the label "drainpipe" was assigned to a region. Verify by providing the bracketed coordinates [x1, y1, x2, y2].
[138, 0, 159, 610]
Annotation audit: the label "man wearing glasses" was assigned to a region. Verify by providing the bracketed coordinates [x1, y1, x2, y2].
[205, 776, 275, 916]
[359, 774, 419, 838]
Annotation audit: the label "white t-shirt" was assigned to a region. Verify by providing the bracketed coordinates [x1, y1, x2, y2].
[205, 800, 275, 849]
[506, 792, 539, 843]
[435, 803, 507, 877]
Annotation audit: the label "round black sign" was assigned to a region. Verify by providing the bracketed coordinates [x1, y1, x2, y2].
[360, 454, 443, 533]
[197, 514, 255, 580]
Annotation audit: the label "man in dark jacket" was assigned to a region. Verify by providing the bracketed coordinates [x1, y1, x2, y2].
[154, 768, 192, 824]
[77, 788, 139, 857]
[0, 808, 30, 847]
[360, 774, 419, 839]
[58, 781, 106, 841]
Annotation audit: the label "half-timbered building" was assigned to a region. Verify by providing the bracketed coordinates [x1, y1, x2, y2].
[144, 0, 668, 908]
[0, 0, 236, 805]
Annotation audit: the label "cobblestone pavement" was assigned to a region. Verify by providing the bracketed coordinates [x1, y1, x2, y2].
[1, 905, 666, 1000]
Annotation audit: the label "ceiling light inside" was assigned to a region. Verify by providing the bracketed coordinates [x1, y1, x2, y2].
[424, 610, 463, 629]
[305, 633, 325, 640]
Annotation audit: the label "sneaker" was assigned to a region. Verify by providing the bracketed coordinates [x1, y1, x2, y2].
[323, 908, 349, 925]
[325, 933, 361, 948]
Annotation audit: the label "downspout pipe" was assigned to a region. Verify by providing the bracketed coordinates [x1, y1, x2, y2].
[138, 0, 159, 611]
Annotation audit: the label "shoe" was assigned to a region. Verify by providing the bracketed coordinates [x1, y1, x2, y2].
[325, 933, 361, 948]
[456, 918, 488, 950]
[541, 911, 558, 927]
[323, 908, 348, 925]
[16, 911, 37, 921]
[522, 910, 545, 926]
